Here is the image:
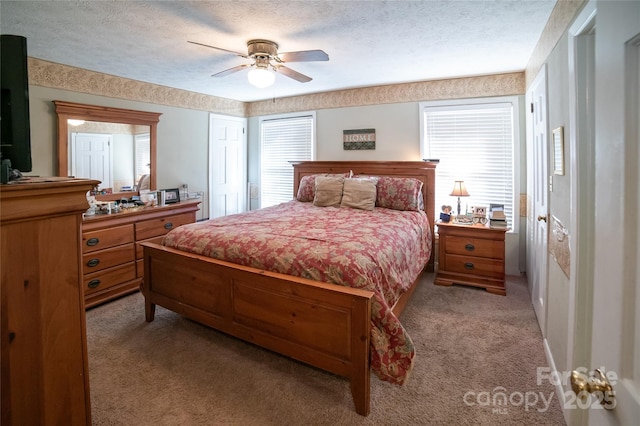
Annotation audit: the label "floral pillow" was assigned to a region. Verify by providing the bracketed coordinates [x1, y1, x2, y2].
[297, 173, 347, 202]
[375, 176, 424, 211]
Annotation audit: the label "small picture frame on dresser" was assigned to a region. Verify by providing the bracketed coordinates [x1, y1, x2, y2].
[163, 188, 181, 204]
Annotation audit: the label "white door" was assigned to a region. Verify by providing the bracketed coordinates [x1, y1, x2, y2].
[585, 2, 640, 423]
[72, 132, 112, 188]
[209, 114, 247, 219]
[527, 66, 549, 335]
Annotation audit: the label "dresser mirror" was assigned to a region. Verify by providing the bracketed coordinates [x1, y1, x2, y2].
[54, 101, 161, 200]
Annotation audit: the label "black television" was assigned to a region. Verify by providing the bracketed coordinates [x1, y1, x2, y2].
[1, 34, 32, 183]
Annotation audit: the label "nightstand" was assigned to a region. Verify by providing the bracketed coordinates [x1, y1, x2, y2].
[435, 222, 508, 295]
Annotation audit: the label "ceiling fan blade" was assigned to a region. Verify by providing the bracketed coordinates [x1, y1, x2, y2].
[212, 64, 250, 77]
[277, 50, 329, 63]
[276, 65, 312, 83]
[188, 41, 248, 58]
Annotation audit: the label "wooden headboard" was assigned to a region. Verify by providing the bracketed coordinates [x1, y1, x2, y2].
[291, 161, 437, 272]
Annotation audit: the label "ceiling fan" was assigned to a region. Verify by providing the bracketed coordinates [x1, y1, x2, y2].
[188, 39, 329, 88]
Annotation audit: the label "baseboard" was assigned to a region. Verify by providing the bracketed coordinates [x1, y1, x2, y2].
[543, 338, 575, 425]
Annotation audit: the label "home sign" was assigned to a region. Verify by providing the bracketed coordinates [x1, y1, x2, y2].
[343, 128, 375, 150]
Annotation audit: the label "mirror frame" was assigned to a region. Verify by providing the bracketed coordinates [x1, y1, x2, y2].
[54, 100, 162, 200]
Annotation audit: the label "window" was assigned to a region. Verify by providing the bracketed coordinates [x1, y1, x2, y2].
[260, 112, 315, 208]
[421, 97, 520, 231]
[134, 132, 150, 183]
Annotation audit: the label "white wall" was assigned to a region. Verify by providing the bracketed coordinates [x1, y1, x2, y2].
[317, 103, 421, 161]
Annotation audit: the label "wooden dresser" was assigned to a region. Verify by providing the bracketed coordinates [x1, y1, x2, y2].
[1, 178, 98, 425]
[434, 222, 508, 295]
[81, 200, 200, 308]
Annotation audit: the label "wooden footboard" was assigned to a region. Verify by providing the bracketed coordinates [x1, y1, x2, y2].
[142, 242, 375, 416]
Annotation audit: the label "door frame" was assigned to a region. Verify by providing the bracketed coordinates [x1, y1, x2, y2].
[588, 2, 640, 423]
[565, 2, 597, 424]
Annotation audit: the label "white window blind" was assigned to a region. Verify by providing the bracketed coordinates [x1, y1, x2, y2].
[134, 133, 150, 182]
[260, 114, 314, 208]
[423, 101, 515, 229]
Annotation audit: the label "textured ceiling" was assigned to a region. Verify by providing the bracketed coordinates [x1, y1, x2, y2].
[0, 0, 556, 102]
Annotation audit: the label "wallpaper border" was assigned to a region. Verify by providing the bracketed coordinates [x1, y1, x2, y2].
[29, 58, 524, 117]
[247, 73, 525, 117]
[525, 0, 587, 88]
[28, 58, 247, 117]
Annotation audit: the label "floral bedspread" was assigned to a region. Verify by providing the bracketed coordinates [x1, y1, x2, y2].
[162, 201, 432, 385]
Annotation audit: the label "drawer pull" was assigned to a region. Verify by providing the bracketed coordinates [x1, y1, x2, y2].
[88, 279, 101, 289]
[86, 237, 100, 247]
[465, 244, 475, 251]
[87, 258, 100, 267]
[164, 222, 173, 230]
[464, 262, 475, 270]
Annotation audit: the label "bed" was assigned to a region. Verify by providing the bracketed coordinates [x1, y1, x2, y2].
[141, 161, 436, 415]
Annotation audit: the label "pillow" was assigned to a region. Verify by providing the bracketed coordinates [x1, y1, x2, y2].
[313, 176, 345, 207]
[297, 173, 347, 202]
[296, 175, 317, 202]
[375, 176, 424, 211]
[341, 178, 378, 210]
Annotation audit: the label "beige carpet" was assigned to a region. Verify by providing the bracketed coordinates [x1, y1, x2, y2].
[86, 273, 566, 425]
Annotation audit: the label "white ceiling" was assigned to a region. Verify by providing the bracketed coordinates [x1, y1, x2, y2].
[1, 0, 556, 103]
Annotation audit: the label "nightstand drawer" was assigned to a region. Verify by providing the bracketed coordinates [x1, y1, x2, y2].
[82, 243, 135, 272]
[82, 224, 134, 253]
[435, 222, 508, 295]
[444, 235, 504, 259]
[445, 254, 503, 278]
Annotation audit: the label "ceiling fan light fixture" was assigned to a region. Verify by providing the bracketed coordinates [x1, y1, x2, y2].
[190, 38, 326, 85]
[247, 67, 275, 88]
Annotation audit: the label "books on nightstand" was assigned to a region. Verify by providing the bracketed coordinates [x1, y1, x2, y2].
[489, 219, 508, 229]
[489, 204, 508, 229]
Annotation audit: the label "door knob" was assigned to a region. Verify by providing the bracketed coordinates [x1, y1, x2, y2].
[570, 368, 616, 410]
[537, 215, 547, 222]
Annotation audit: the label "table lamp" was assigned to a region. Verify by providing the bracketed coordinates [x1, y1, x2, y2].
[450, 180, 470, 215]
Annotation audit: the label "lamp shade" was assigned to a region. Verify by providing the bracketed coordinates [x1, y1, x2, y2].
[247, 67, 275, 88]
[450, 180, 470, 197]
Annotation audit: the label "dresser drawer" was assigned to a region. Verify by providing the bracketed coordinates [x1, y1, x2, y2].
[81, 201, 199, 307]
[444, 235, 504, 259]
[135, 212, 194, 240]
[83, 263, 137, 296]
[136, 259, 144, 278]
[82, 224, 134, 254]
[136, 236, 165, 259]
[444, 254, 503, 279]
[82, 243, 135, 273]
